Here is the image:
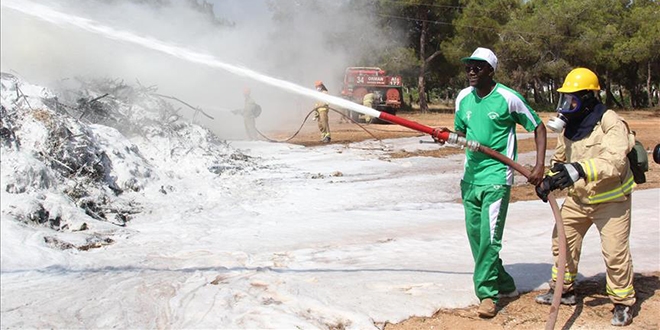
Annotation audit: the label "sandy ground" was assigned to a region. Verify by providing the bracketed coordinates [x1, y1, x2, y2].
[263, 109, 660, 329]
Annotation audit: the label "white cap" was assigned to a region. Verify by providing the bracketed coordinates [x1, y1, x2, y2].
[461, 47, 498, 71]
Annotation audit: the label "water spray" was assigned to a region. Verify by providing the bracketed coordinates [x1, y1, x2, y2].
[0, 0, 481, 146]
[3, 1, 568, 328]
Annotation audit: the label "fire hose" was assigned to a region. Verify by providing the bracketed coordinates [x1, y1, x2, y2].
[248, 101, 567, 328]
[371, 112, 568, 330]
[254, 106, 381, 143]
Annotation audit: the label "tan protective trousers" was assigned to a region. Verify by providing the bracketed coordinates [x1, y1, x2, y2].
[244, 116, 257, 140]
[550, 195, 635, 306]
[317, 108, 330, 139]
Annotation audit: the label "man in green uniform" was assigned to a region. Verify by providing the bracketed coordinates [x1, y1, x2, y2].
[438, 47, 547, 318]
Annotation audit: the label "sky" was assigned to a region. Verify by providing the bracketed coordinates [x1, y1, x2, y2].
[1, 74, 659, 329]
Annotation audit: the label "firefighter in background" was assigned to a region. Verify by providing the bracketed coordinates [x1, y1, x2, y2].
[232, 87, 259, 140]
[535, 68, 636, 326]
[314, 81, 331, 143]
[338, 103, 351, 124]
[338, 108, 351, 124]
[361, 92, 376, 124]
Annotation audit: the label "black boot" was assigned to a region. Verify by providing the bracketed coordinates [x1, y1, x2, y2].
[611, 304, 632, 326]
[534, 288, 577, 305]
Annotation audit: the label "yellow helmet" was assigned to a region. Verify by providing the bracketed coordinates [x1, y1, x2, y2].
[557, 68, 600, 93]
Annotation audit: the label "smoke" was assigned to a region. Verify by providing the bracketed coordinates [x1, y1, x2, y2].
[1, 0, 396, 139]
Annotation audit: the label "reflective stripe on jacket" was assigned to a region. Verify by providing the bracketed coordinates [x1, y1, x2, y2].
[551, 110, 636, 204]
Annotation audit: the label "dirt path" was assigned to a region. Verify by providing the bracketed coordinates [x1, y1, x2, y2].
[266, 110, 660, 200]
[382, 272, 660, 330]
[262, 109, 660, 329]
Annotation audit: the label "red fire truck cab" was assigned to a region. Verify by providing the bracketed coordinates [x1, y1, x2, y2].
[340, 67, 403, 122]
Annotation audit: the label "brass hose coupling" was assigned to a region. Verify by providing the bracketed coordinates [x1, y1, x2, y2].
[447, 132, 480, 151]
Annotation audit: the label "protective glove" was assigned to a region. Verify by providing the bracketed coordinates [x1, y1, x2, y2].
[550, 162, 585, 189]
[535, 176, 556, 203]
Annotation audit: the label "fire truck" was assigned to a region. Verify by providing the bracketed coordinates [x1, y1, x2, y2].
[340, 67, 403, 122]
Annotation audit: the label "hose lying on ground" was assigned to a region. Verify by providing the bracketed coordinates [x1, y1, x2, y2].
[254, 106, 381, 143]
[256, 107, 567, 329]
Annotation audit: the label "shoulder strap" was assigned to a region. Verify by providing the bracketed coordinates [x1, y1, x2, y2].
[601, 109, 632, 134]
[600, 109, 621, 132]
[603, 108, 638, 154]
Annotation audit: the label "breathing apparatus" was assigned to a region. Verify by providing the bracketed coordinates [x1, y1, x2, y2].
[547, 92, 597, 132]
[547, 68, 601, 133]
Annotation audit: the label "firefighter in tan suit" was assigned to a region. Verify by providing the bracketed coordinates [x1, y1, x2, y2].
[314, 81, 331, 143]
[241, 87, 258, 140]
[361, 92, 375, 123]
[535, 68, 636, 326]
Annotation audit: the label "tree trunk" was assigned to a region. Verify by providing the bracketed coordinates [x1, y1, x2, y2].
[418, 12, 429, 113]
[532, 78, 541, 104]
[605, 71, 624, 108]
[549, 79, 555, 105]
[605, 71, 613, 107]
[418, 67, 428, 112]
[647, 61, 654, 107]
[415, 8, 445, 113]
[606, 88, 624, 108]
[618, 86, 626, 108]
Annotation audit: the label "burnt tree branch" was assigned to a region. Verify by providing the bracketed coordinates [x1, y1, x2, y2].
[152, 93, 215, 120]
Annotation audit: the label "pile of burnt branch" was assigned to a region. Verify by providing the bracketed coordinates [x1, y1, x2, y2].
[1, 73, 142, 229]
[1, 73, 257, 234]
[45, 77, 252, 170]
[44, 77, 189, 136]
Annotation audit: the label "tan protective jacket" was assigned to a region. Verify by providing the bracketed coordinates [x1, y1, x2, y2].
[363, 93, 375, 108]
[551, 110, 636, 204]
[315, 90, 329, 112]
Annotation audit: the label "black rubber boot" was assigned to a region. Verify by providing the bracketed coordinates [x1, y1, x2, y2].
[534, 288, 577, 305]
[611, 304, 633, 326]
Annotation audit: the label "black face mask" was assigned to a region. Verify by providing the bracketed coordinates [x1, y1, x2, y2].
[548, 91, 599, 133]
[563, 95, 606, 141]
[563, 93, 597, 121]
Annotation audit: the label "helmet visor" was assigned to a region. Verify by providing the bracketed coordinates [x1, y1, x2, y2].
[556, 93, 582, 114]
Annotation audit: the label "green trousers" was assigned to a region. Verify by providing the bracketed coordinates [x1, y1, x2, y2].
[461, 180, 516, 302]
